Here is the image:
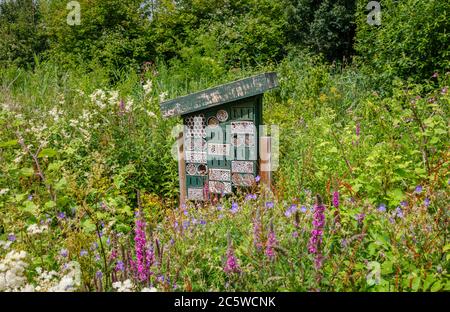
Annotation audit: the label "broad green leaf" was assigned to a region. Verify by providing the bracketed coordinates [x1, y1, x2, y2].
[0, 140, 19, 148]
[20, 167, 35, 177]
[38, 148, 58, 158]
[430, 281, 442, 292]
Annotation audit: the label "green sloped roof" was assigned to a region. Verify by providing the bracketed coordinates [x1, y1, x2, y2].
[159, 72, 278, 118]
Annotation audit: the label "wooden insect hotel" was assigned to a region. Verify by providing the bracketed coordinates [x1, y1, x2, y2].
[160, 72, 279, 204]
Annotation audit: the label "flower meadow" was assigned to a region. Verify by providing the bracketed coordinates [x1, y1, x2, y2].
[0, 51, 449, 293]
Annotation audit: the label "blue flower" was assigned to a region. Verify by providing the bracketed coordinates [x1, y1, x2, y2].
[255, 176, 261, 183]
[424, 198, 430, 207]
[300, 206, 308, 213]
[415, 185, 423, 194]
[116, 261, 125, 272]
[7, 233, 16, 242]
[60, 249, 68, 257]
[400, 201, 408, 207]
[265, 201, 274, 209]
[96, 271, 103, 279]
[245, 194, 257, 201]
[396, 207, 404, 219]
[80, 250, 88, 257]
[378, 204, 386, 212]
[285, 204, 297, 217]
[217, 205, 223, 211]
[106, 237, 111, 246]
[200, 220, 206, 225]
[57, 212, 66, 219]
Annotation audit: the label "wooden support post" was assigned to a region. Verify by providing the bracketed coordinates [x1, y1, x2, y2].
[177, 130, 187, 208]
[259, 136, 272, 189]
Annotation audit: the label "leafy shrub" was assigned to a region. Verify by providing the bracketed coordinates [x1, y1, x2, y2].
[355, 0, 450, 84]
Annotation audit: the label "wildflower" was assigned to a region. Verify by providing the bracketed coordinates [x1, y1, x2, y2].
[332, 191, 339, 208]
[112, 279, 134, 292]
[265, 224, 278, 261]
[217, 205, 223, 211]
[253, 211, 263, 251]
[95, 254, 101, 262]
[141, 287, 158, 292]
[395, 207, 404, 219]
[115, 261, 125, 272]
[110, 249, 118, 260]
[441, 86, 448, 95]
[90, 242, 98, 251]
[245, 194, 257, 201]
[255, 175, 261, 183]
[300, 206, 308, 213]
[134, 214, 151, 282]
[355, 213, 366, 225]
[159, 92, 168, 103]
[432, 72, 438, 78]
[424, 198, 430, 207]
[57, 212, 66, 220]
[200, 220, 206, 225]
[400, 201, 408, 207]
[378, 204, 386, 212]
[265, 201, 274, 209]
[308, 195, 326, 270]
[292, 231, 299, 238]
[284, 204, 297, 217]
[80, 250, 88, 257]
[96, 271, 103, 279]
[7, 234, 16, 242]
[28, 194, 33, 201]
[415, 185, 423, 194]
[223, 236, 240, 275]
[0, 188, 9, 196]
[143, 80, 153, 95]
[60, 249, 68, 258]
[230, 202, 239, 214]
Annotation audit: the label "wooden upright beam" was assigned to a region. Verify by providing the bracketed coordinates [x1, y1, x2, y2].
[259, 136, 272, 189]
[177, 130, 187, 207]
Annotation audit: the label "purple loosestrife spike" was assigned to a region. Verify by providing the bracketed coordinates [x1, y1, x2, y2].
[308, 195, 326, 270]
[265, 221, 278, 261]
[224, 232, 240, 274]
[134, 215, 150, 282]
[253, 210, 263, 251]
[332, 191, 339, 208]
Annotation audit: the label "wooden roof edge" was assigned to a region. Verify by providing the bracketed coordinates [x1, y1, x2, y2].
[159, 72, 278, 118]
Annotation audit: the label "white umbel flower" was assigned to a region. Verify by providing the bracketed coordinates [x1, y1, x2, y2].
[143, 80, 153, 96]
[112, 279, 135, 292]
